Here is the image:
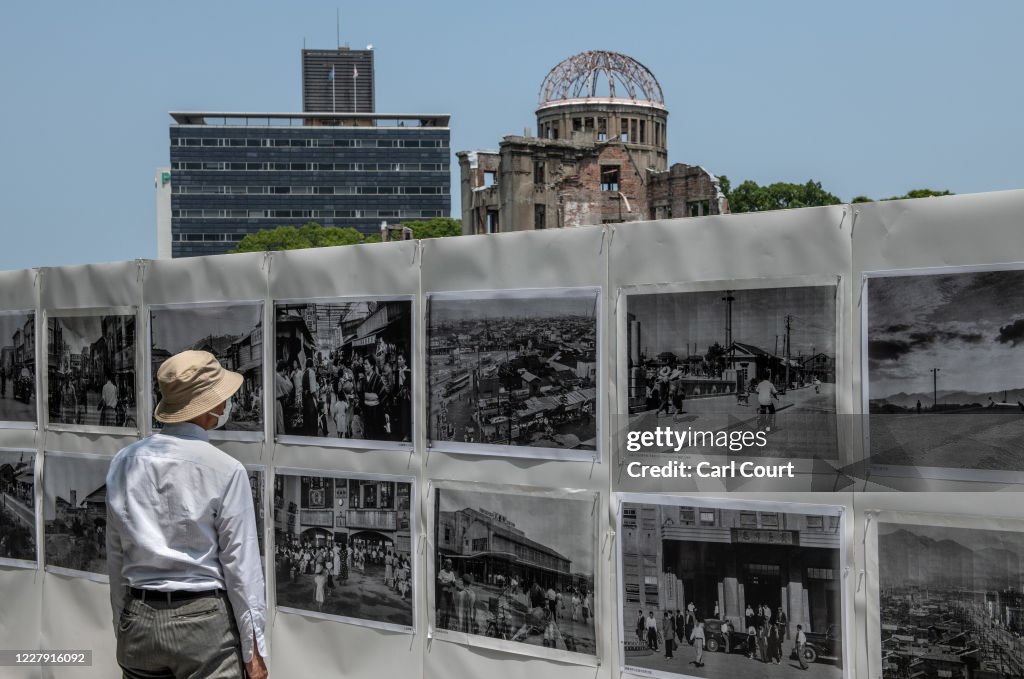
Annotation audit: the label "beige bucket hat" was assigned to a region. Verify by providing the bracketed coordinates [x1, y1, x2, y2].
[154, 350, 243, 424]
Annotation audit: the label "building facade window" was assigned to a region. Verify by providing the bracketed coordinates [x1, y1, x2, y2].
[534, 203, 546, 230]
[534, 161, 545, 185]
[601, 166, 620, 192]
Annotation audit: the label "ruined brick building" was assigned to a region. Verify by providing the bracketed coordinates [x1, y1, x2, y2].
[457, 51, 728, 234]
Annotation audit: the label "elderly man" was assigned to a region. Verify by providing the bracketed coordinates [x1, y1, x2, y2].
[106, 351, 268, 679]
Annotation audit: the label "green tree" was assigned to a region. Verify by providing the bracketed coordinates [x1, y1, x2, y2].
[403, 217, 462, 239]
[232, 222, 367, 253]
[726, 179, 842, 213]
[849, 188, 954, 204]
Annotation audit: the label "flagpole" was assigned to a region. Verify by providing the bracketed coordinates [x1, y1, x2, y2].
[353, 67, 358, 112]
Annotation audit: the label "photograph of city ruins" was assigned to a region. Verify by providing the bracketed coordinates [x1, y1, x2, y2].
[867, 268, 1024, 471]
[625, 285, 837, 458]
[150, 304, 263, 432]
[878, 521, 1024, 678]
[0, 450, 36, 563]
[0, 312, 36, 424]
[427, 289, 598, 452]
[433, 487, 597, 656]
[43, 453, 109, 577]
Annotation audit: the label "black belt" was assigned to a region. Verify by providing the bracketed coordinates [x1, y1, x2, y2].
[128, 587, 223, 604]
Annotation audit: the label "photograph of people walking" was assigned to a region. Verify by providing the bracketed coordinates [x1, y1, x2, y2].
[0, 312, 36, 425]
[274, 471, 414, 631]
[47, 314, 136, 429]
[427, 288, 599, 456]
[619, 497, 845, 679]
[149, 303, 263, 433]
[866, 266, 1024, 472]
[274, 299, 412, 445]
[43, 452, 110, 578]
[0, 449, 36, 565]
[432, 485, 598, 658]
[624, 284, 837, 459]
[878, 520, 1024, 678]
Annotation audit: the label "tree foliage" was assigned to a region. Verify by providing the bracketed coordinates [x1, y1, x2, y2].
[725, 180, 841, 213]
[851, 188, 954, 204]
[231, 218, 461, 253]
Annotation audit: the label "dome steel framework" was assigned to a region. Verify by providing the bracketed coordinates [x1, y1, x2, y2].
[538, 50, 664, 107]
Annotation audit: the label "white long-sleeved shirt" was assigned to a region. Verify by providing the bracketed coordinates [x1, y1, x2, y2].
[105, 422, 267, 662]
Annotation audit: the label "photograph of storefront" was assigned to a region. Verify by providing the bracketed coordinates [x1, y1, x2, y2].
[433, 486, 598, 657]
[0, 450, 36, 564]
[624, 285, 837, 458]
[619, 499, 844, 679]
[274, 299, 412, 443]
[47, 314, 137, 429]
[149, 303, 263, 432]
[273, 470, 414, 629]
[0, 312, 36, 424]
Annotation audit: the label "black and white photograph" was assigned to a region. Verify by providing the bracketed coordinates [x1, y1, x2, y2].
[0, 311, 36, 425]
[149, 303, 263, 433]
[432, 486, 598, 657]
[619, 498, 844, 679]
[427, 288, 599, 455]
[247, 466, 265, 563]
[274, 470, 414, 631]
[0, 450, 37, 565]
[274, 299, 412, 445]
[47, 313, 137, 429]
[866, 267, 1024, 472]
[878, 520, 1024, 678]
[624, 284, 837, 458]
[43, 452, 110, 578]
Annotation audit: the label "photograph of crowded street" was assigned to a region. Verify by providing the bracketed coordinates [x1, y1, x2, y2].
[0, 312, 36, 425]
[867, 268, 1024, 471]
[47, 314, 136, 429]
[624, 285, 837, 459]
[878, 520, 1024, 678]
[0, 450, 36, 564]
[149, 303, 263, 432]
[43, 452, 109, 577]
[274, 471, 414, 630]
[274, 299, 412, 444]
[619, 499, 844, 679]
[433, 486, 598, 657]
[427, 289, 599, 454]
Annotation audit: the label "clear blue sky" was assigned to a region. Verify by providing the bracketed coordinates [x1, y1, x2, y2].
[2, 1, 1022, 271]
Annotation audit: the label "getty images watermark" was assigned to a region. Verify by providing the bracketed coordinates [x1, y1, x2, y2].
[624, 426, 795, 479]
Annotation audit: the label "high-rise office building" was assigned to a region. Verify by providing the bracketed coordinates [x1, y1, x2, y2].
[168, 111, 450, 258]
[302, 48, 375, 113]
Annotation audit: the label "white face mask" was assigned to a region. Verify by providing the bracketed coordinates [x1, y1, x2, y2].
[211, 399, 232, 429]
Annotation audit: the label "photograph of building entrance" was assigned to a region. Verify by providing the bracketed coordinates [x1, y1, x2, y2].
[0, 449, 36, 565]
[618, 497, 845, 679]
[432, 485, 599, 658]
[866, 266, 1024, 473]
[624, 284, 837, 459]
[273, 470, 415, 631]
[427, 288, 599, 457]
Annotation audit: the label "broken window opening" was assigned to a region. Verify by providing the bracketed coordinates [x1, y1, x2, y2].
[597, 118, 607, 141]
[639, 120, 646, 144]
[534, 203, 546, 230]
[483, 171, 496, 188]
[630, 119, 638, 144]
[620, 118, 630, 142]
[601, 166, 620, 192]
[534, 161, 545, 185]
[486, 210, 499, 234]
[572, 118, 583, 132]
[688, 200, 710, 217]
